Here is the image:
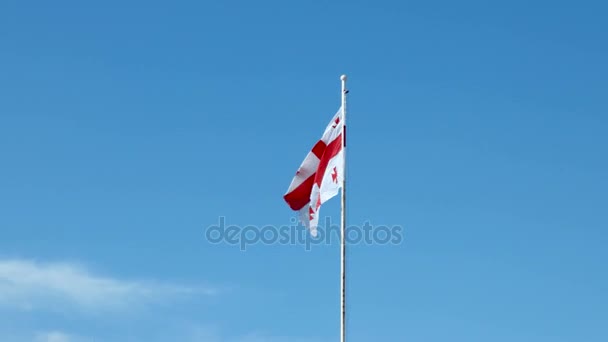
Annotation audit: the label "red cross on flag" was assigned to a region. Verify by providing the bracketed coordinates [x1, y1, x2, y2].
[283, 106, 345, 237]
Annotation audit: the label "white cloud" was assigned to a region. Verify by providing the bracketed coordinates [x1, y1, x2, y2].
[0, 258, 218, 313]
[1, 326, 326, 342]
[229, 333, 327, 342]
[35, 331, 72, 342]
[144, 323, 328, 342]
[0, 330, 89, 342]
[184, 326, 328, 342]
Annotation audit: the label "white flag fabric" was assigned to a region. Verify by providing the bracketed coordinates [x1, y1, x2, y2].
[283, 106, 345, 236]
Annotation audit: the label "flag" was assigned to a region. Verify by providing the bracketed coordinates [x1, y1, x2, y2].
[283, 106, 345, 237]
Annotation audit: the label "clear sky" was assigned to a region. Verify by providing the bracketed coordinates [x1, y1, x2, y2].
[1, 0, 607, 341]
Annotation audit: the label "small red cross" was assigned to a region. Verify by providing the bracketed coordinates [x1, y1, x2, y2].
[331, 167, 338, 183]
[332, 117, 340, 128]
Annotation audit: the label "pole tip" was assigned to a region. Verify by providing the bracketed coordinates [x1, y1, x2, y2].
[340, 74, 347, 81]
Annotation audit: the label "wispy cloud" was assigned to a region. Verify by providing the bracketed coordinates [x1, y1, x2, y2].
[35, 331, 74, 342]
[1, 326, 327, 342]
[228, 333, 328, 342]
[185, 325, 328, 342]
[0, 258, 218, 313]
[0, 330, 92, 342]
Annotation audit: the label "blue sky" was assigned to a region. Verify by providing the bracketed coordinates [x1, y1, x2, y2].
[1, 0, 607, 341]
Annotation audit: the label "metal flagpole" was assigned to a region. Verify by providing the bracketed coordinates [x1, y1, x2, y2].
[340, 74, 348, 342]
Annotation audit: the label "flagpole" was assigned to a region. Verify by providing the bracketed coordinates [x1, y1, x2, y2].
[340, 74, 347, 342]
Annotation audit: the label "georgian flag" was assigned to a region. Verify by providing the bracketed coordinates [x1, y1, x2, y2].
[283, 106, 344, 237]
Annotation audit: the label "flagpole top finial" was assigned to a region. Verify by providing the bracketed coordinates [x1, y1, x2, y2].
[340, 74, 347, 81]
